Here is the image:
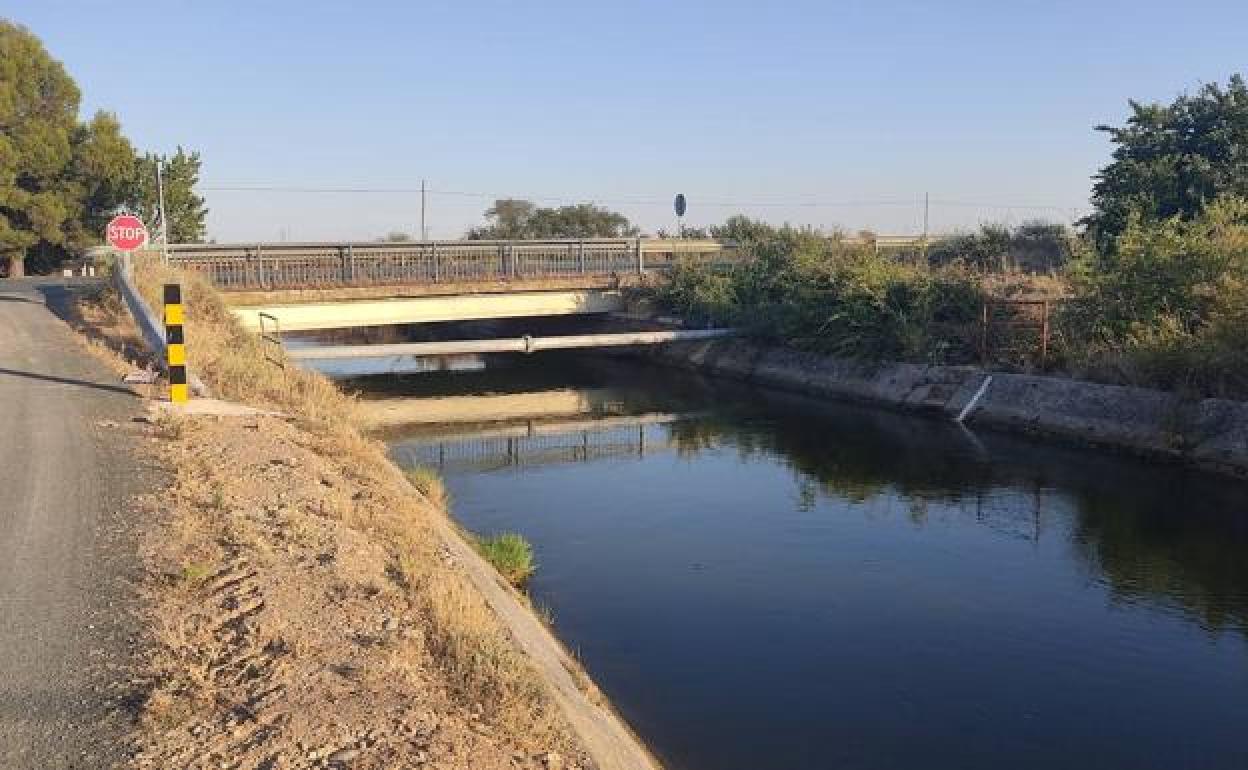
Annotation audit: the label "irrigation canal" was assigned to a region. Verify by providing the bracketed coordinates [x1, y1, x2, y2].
[295, 335, 1248, 770]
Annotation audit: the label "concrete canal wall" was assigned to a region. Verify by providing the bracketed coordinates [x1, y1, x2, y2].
[651, 338, 1248, 479]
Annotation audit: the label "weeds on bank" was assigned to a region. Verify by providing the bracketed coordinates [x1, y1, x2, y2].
[404, 466, 448, 507]
[474, 533, 537, 586]
[179, 562, 212, 585]
[152, 412, 184, 440]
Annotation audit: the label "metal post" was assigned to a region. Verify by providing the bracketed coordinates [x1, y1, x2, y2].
[347, 243, 356, 284]
[340, 246, 349, 283]
[420, 178, 427, 240]
[431, 242, 440, 282]
[256, 245, 267, 289]
[636, 237, 645, 275]
[923, 191, 929, 243]
[163, 283, 189, 403]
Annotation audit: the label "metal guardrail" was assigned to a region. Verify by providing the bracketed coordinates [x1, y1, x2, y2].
[149, 238, 734, 291]
[257, 312, 285, 369]
[145, 235, 936, 291]
[112, 252, 211, 397]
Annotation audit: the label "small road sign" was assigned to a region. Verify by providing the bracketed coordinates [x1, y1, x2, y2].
[106, 214, 148, 252]
[674, 194, 687, 218]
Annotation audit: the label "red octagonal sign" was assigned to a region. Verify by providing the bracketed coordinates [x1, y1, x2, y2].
[106, 214, 148, 252]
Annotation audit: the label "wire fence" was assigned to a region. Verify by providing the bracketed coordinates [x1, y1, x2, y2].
[393, 423, 669, 474]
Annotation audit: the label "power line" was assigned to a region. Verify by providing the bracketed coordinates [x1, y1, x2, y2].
[199, 183, 1084, 214]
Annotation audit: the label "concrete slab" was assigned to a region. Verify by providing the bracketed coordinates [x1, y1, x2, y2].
[149, 398, 285, 419]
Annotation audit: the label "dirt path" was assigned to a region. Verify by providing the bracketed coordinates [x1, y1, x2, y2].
[0, 278, 153, 769]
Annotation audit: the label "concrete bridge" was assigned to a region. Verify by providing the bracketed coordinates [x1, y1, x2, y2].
[151, 238, 738, 355]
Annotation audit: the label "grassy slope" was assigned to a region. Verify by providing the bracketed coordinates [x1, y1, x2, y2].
[129, 255, 577, 750]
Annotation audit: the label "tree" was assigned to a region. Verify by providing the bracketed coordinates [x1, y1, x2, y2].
[0, 21, 81, 276]
[1085, 75, 1248, 248]
[467, 199, 638, 239]
[0, 22, 150, 275]
[709, 215, 783, 244]
[61, 112, 137, 261]
[131, 147, 207, 243]
[467, 199, 536, 239]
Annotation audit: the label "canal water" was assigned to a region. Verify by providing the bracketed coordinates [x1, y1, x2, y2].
[332, 352, 1248, 770]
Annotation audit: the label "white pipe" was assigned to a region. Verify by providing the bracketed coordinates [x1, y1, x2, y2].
[287, 328, 736, 360]
[956, 374, 993, 423]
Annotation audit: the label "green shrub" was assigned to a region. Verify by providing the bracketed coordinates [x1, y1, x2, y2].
[1058, 196, 1248, 397]
[474, 533, 536, 586]
[654, 231, 985, 363]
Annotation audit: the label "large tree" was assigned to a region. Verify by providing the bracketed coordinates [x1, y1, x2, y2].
[131, 147, 208, 243]
[468, 199, 637, 239]
[0, 21, 81, 276]
[1086, 74, 1248, 247]
[0, 21, 141, 275]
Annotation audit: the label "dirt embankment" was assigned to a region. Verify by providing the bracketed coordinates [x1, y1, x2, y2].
[67, 277, 598, 770]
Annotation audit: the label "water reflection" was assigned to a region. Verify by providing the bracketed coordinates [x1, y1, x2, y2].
[364, 354, 1248, 770]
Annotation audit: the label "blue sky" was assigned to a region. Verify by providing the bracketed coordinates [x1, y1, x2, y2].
[12, 0, 1248, 241]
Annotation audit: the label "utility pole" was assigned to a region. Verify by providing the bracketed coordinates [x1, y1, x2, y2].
[156, 159, 170, 264]
[922, 192, 930, 241]
[420, 179, 427, 240]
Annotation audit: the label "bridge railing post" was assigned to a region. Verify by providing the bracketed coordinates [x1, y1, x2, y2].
[636, 237, 645, 275]
[578, 240, 586, 274]
[255, 244, 269, 290]
[431, 242, 440, 282]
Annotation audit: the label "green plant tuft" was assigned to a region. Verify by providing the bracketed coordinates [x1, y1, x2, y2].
[474, 533, 536, 587]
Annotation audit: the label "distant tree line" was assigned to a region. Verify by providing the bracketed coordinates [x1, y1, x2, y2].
[466, 199, 639, 240]
[0, 20, 207, 276]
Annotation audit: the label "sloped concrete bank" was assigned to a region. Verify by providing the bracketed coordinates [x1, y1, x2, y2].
[651, 338, 1248, 479]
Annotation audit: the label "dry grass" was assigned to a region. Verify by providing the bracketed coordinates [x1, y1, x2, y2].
[404, 465, 449, 508]
[79, 259, 589, 766]
[131, 254, 354, 425]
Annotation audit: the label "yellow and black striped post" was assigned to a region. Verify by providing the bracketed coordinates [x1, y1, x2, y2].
[163, 283, 188, 403]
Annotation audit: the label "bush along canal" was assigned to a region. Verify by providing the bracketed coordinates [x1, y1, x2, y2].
[344, 353, 1248, 770]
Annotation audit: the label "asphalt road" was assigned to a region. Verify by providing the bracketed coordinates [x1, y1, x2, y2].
[0, 278, 153, 769]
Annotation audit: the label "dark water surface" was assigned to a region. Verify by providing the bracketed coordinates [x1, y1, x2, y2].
[353, 354, 1248, 770]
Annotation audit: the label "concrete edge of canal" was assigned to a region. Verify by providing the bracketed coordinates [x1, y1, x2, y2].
[650, 338, 1248, 479]
[416, 492, 666, 770]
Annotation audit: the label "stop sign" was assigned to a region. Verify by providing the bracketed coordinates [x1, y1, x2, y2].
[106, 214, 148, 251]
